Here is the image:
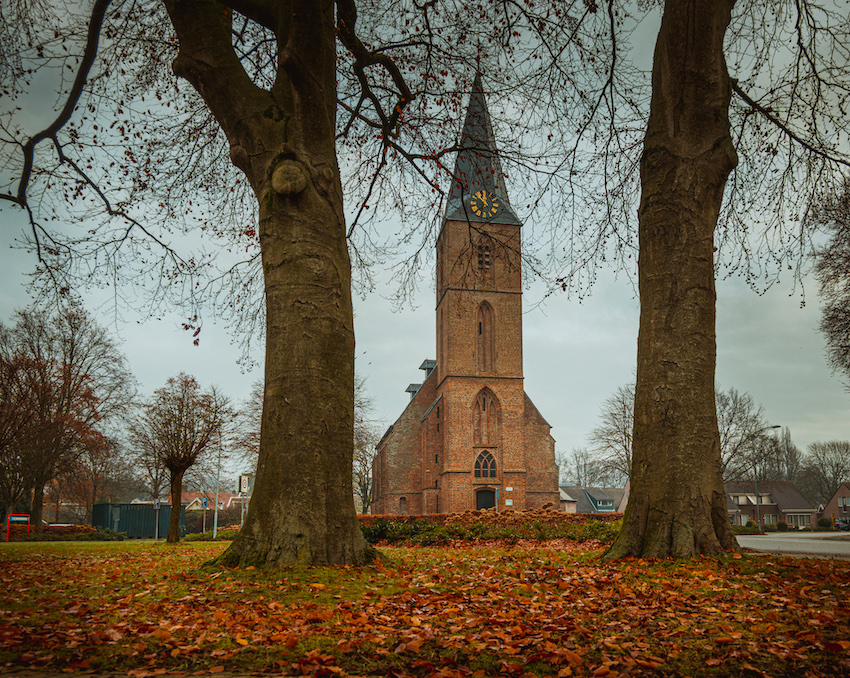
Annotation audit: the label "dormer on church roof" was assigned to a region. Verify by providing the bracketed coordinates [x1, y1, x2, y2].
[444, 74, 521, 226]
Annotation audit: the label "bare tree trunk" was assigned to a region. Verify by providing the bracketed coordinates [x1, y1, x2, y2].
[167, 468, 185, 543]
[29, 473, 46, 530]
[606, 0, 739, 559]
[164, 0, 369, 565]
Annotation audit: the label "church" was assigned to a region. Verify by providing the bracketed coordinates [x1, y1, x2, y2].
[370, 76, 559, 515]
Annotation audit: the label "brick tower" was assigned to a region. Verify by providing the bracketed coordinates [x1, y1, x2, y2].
[371, 76, 558, 515]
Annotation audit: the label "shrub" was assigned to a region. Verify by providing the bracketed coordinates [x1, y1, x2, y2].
[184, 526, 240, 541]
[733, 524, 761, 535]
[77, 527, 125, 541]
[358, 512, 621, 546]
[763, 523, 777, 532]
[817, 517, 832, 530]
[777, 521, 789, 532]
[17, 526, 124, 542]
[746, 520, 758, 528]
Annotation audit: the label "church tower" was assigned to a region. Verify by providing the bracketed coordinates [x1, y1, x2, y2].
[371, 76, 558, 515]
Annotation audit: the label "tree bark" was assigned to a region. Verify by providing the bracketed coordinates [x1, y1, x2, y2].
[163, 0, 369, 565]
[167, 468, 185, 543]
[605, 0, 740, 559]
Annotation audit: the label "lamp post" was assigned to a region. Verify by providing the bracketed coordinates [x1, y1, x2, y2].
[752, 424, 781, 531]
[213, 427, 223, 539]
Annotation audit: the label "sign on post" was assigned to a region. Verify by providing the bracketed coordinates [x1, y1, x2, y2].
[5, 514, 31, 542]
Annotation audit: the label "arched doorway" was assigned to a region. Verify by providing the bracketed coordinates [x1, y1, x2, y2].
[476, 488, 496, 510]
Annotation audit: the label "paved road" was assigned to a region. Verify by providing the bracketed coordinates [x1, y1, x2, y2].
[737, 531, 850, 558]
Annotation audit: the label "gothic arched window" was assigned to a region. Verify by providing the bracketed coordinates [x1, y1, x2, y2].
[477, 301, 495, 372]
[474, 451, 496, 478]
[473, 389, 501, 446]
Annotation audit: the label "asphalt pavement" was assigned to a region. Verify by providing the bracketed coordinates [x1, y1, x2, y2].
[737, 531, 850, 558]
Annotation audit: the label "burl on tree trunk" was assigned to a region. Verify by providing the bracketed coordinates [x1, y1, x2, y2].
[605, 0, 740, 559]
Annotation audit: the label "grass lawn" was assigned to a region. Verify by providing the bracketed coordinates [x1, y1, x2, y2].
[0, 539, 848, 677]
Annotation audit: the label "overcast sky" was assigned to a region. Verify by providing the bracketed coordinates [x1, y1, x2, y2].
[2, 202, 847, 467]
[2, 7, 847, 465]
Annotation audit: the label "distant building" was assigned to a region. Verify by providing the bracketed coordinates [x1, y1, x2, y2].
[725, 481, 816, 529]
[560, 486, 628, 514]
[822, 482, 850, 524]
[370, 76, 559, 515]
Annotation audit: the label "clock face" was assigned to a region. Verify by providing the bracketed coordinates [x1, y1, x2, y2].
[470, 190, 499, 218]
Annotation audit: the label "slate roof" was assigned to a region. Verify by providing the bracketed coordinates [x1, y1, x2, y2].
[559, 486, 626, 513]
[725, 481, 815, 513]
[444, 74, 521, 226]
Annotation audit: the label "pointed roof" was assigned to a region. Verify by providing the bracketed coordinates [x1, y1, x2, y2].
[444, 74, 521, 226]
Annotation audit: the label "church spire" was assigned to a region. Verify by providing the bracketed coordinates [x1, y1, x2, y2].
[444, 74, 521, 225]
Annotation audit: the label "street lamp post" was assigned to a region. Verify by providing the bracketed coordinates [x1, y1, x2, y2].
[213, 428, 223, 539]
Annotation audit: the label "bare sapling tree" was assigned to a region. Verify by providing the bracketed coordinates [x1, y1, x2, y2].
[231, 380, 262, 474]
[715, 387, 770, 481]
[588, 383, 634, 484]
[556, 447, 617, 488]
[798, 441, 850, 507]
[130, 373, 231, 542]
[353, 374, 382, 514]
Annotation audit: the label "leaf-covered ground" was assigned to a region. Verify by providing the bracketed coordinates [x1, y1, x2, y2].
[0, 540, 848, 677]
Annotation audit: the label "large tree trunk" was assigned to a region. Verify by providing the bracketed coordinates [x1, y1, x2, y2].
[164, 0, 370, 565]
[606, 0, 739, 559]
[167, 468, 185, 543]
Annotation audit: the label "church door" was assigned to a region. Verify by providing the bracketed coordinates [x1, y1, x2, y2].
[476, 489, 496, 510]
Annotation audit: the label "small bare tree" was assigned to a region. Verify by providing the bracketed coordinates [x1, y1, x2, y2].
[130, 374, 231, 542]
[231, 380, 263, 473]
[556, 447, 614, 488]
[353, 375, 382, 514]
[798, 441, 850, 507]
[588, 384, 635, 483]
[716, 387, 770, 481]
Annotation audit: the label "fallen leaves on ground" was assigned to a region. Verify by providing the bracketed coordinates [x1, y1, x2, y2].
[0, 540, 848, 677]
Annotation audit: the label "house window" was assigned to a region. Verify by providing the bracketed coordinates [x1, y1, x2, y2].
[474, 451, 496, 478]
[398, 496, 407, 515]
[765, 514, 777, 524]
[788, 514, 809, 529]
[435, 453, 439, 464]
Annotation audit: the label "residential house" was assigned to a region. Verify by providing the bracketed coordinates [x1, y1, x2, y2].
[559, 486, 627, 514]
[725, 481, 816, 529]
[182, 491, 243, 512]
[822, 482, 850, 525]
